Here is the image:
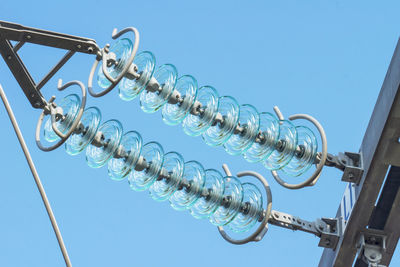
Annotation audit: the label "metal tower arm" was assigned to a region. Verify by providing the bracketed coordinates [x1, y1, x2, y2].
[0, 20, 99, 109]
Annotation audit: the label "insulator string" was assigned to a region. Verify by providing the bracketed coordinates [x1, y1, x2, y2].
[44, 94, 264, 233]
[96, 42, 318, 177]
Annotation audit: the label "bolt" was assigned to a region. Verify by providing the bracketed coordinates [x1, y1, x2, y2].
[370, 253, 376, 260]
[77, 44, 82, 49]
[325, 239, 331, 246]
[7, 55, 11, 60]
[88, 46, 94, 53]
[33, 102, 41, 108]
[104, 44, 110, 53]
[30, 93, 35, 98]
[348, 172, 354, 179]
[26, 35, 31, 39]
[273, 212, 279, 219]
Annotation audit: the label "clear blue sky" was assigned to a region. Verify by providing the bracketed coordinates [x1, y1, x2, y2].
[0, 1, 399, 266]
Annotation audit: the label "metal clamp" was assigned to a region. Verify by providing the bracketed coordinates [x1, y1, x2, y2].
[35, 79, 86, 152]
[357, 230, 387, 267]
[268, 210, 340, 249]
[271, 106, 328, 189]
[316, 218, 340, 249]
[217, 166, 272, 245]
[339, 152, 364, 184]
[88, 27, 140, 97]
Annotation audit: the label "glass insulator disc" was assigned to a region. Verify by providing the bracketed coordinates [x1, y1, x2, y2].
[65, 107, 101, 155]
[119, 51, 156, 101]
[140, 64, 178, 113]
[183, 86, 219, 137]
[149, 151, 185, 202]
[85, 119, 123, 168]
[202, 96, 240, 147]
[244, 112, 279, 163]
[190, 169, 224, 219]
[209, 176, 243, 226]
[162, 75, 198, 125]
[263, 120, 297, 170]
[224, 104, 260, 156]
[128, 142, 164, 191]
[107, 131, 142, 181]
[282, 126, 317, 177]
[228, 182, 263, 233]
[44, 94, 80, 142]
[169, 161, 205, 211]
[97, 38, 133, 88]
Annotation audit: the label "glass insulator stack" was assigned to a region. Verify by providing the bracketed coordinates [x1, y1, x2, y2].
[44, 94, 265, 233]
[96, 39, 318, 177]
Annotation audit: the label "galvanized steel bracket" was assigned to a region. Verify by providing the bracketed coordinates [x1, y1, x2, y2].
[357, 230, 387, 267]
[340, 152, 364, 184]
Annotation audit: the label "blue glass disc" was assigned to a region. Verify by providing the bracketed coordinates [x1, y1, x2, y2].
[107, 131, 142, 181]
[202, 96, 240, 147]
[128, 142, 164, 191]
[244, 112, 279, 163]
[169, 161, 205, 211]
[119, 51, 156, 101]
[282, 126, 317, 177]
[65, 107, 101, 155]
[263, 120, 297, 170]
[149, 151, 185, 202]
[209, 176, 243, 226]
[97, 38, 133, 89]
[183, 86, 219, 137]
[190, 169, 224, 219]
[44, 94, 80, 142]
[162, 75, 198, 125]
[224, 104, 260, 155]
[85, 120, 123, 168]
[139, 64, 178, 113]
[228, 183, 263, 233]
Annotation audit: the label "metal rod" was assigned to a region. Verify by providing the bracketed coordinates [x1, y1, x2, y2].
[0, 84, 72, 267]
[0, 38, 45, 109]
[37, 50, 75, 90]
[13, 41, 25, 52]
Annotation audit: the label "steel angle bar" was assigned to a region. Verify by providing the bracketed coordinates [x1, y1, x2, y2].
[319, 38, 400, 267]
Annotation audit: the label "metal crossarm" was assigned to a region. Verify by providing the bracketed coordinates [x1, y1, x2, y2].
[0, 21, 99, 53]
[0, 20, 99, 109]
